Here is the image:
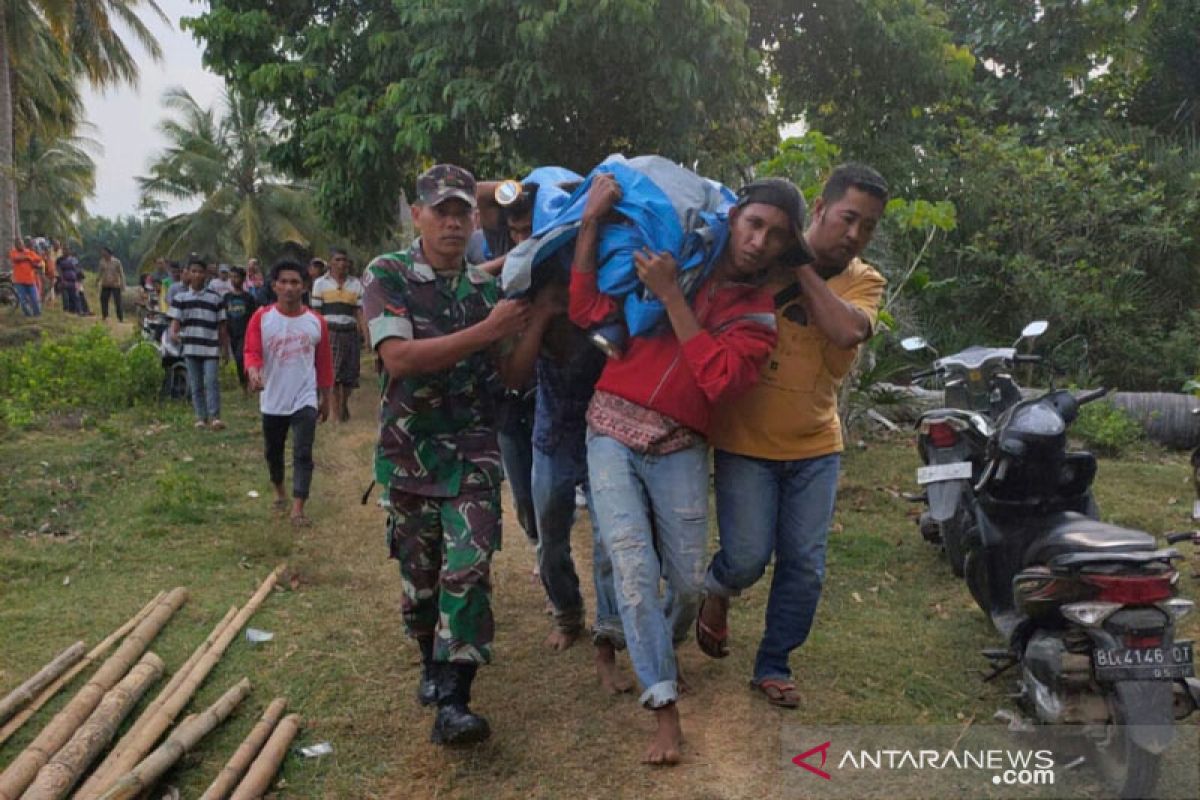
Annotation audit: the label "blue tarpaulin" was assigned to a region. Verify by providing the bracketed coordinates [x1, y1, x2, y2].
[500, 155, 734, 336]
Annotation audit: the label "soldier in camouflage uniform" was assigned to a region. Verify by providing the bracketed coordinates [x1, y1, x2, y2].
[364, 164, 529, 745]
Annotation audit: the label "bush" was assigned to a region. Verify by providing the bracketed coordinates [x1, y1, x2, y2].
[0, 325, 163, 428]
[1072, 401, 1144, 457]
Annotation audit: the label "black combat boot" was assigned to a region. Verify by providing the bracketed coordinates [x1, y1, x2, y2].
[430, 663, 491, 745]
[416, 637, 438, 707]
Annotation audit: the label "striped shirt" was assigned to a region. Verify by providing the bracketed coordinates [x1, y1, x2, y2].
[310, 274, 363, 331]
[169, 287, 226, 358]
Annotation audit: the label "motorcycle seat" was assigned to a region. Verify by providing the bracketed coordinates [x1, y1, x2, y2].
[1022, 511, 1156, 567]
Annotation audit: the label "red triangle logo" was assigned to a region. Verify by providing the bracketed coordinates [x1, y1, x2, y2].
[792, 741, 832, 780]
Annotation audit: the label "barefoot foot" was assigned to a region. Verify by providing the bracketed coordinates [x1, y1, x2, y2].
[594, 641, 633, 694]
[642, 704, 683, 766]
[544, 627, 579, 651]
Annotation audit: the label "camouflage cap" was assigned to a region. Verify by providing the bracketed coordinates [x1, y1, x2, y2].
[416, 164, 477, 208]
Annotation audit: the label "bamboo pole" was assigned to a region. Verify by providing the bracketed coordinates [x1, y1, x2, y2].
[196, 698, 287, 800]
[0, 643, 85, 727]
[227, 714, 301, 800]
[93, 678, 251, 800]
[0, 588, 187, 800]
[78, 567, 281, 800]
[0, 592, 165, 749]
[76, 606, 238, 798]
[19, 653, 164, 800]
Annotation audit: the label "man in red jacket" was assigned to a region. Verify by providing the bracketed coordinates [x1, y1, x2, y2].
[570, 173, 808, 765]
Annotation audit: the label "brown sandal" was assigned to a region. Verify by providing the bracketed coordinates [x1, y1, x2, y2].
[695, 595, 730, 658]
[751, 678, 800, 708]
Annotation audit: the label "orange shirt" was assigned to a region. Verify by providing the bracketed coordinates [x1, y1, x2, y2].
[9, 249, 43, 285]
[709, 258, 886, 460]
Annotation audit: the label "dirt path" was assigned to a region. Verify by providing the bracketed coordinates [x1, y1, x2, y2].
[299, 388, 785, 799]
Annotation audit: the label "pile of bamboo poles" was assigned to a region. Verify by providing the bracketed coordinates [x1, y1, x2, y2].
[0, 564, 301, 800]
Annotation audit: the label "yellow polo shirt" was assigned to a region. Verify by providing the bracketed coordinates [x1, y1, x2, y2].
[709, 257, 886, 460]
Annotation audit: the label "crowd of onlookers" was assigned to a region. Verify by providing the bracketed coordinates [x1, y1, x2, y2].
[6, 236, 93, 318]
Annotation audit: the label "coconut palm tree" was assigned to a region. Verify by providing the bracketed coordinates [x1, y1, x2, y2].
[138, 86, 327, 265]
[18, 130, 100, 238]
[1, 0, 165, 265]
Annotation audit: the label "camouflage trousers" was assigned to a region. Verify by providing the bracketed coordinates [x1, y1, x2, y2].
[386, 486, 501, 665]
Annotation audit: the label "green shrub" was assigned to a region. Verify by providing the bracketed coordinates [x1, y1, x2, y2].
[0, 325, 163, 428]
[1072, 401, 1143, 457]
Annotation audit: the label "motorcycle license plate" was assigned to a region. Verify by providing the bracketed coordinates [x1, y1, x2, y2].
[916, 462, 972, 485]
[1093, 640, 1195, 681]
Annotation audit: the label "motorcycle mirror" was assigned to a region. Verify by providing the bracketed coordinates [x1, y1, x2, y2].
[1020, 320, 1049, 340]
[900, 336, 928, 352]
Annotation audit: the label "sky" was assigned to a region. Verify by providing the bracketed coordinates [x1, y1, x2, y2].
[81, 0, 225, 219]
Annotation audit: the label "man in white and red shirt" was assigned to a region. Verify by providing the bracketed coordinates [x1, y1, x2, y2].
[244, 260, 333, 527]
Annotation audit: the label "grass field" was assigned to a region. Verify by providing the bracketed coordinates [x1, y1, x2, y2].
[1, 314, 1198, 798]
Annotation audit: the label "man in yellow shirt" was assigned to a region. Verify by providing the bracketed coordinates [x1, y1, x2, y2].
[696, 164, 889, 708]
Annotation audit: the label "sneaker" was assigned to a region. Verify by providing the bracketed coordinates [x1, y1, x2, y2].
[193, 419, 208, 429]
[209, 419, 226, 431]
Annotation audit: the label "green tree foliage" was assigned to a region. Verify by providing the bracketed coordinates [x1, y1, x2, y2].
[137, 87, 329, 266]
[2, 0, 166, 265]
[18, 132, 99, 239]
[185, 0, 771, 242]
[73, 214, 151, 274]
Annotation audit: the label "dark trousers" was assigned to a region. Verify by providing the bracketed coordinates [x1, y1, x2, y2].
[100, 287, 124, 321]
[230, 334, 247, 387]
[263, 406, 318, 499]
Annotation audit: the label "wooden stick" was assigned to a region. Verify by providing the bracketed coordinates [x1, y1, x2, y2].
[0, 588, 187, 800]
[0, 643, 86, 727]
[76, 606, 238, 798]
[0, 592, 165, 749]
[19, 653, 164, 800]
[93, 679, 251, 800]
[79, 567, 282, 800]
[197, 698, 288, 800]
[227, 714, 301, 800]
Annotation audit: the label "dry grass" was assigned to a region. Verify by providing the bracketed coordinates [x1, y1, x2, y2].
[1, 364, 1197, 798]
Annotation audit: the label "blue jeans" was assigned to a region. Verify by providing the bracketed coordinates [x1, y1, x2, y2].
[705, 450, 841, 683]
[498, 393, 537, 544]
[588, 433, 708, 709]
[532, 431, 622, 645]
[14, 283, 40, 316]
[184, 356, 221, 422]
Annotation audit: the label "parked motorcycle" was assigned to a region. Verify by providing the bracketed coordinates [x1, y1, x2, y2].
[141, 311, 188, 400]
[962, 385, 1198, 798]
[902, 321, 1050, 575]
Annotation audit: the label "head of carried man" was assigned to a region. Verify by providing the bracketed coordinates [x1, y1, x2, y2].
[725, 177, 815, 278]
[805, 163, 888, 275]
[502, 188, 536, 246]
[412, 163, 476, 269]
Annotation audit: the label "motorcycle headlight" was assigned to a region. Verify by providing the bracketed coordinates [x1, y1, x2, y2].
[1062, 602, 1122, 627]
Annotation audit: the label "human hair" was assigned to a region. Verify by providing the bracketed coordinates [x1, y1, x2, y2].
[502, 183, 538, 224]
[187, 257, 207, 271]
[271, 259, 306, 283]
[821, 163, 889, 205]
[231, 266, 247, 278]
[330, 247, 348, 258]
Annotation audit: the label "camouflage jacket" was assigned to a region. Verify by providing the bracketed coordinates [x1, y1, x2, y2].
[363, 242, 504, 498]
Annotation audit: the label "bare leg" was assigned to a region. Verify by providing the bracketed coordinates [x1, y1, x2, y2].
[643, 703, 683, 766]
[594, 640, 633, 694]
[290, 497, 310, 526]
[271, 482, 287, 512]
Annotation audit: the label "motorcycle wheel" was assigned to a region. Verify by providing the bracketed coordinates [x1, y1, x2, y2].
[940, 509, 969, 578]
[1093, 699, 1162, 800]
[964, 549, 989, 613]
[165, 364, 188, 401]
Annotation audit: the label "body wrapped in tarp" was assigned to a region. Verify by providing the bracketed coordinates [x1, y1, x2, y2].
[500, 155, 734, 336]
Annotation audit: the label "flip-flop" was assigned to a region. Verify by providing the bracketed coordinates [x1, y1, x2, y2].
[751, 678, 800, 708]
[695, 596, 730, 659]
